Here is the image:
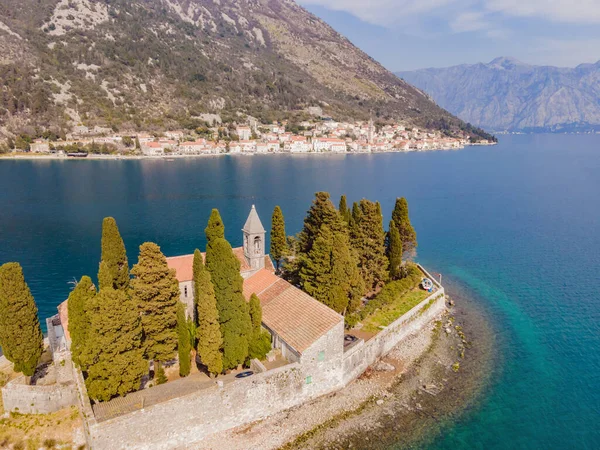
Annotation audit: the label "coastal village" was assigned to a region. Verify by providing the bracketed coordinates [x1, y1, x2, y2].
[0, 194, 455, 449]
[14, 117, 490, 157]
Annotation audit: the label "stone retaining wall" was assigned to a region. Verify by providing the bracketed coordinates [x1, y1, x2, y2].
[88, 362, 314, 450]
[342, 267, 446, 385]
[1, 375, 77, 415]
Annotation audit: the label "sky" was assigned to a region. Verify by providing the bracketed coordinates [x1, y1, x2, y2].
[297, 0, 600, 71]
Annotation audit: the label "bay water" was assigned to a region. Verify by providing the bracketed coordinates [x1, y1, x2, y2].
[0, 134, 598, 449]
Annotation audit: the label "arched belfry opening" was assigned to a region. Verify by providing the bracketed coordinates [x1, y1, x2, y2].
[242, 205, 266, 270]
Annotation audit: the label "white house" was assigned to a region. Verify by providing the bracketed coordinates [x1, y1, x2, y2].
[236, 126, 252, 141]
[284, 136, 310, 153]
[312, 138, 347, 153]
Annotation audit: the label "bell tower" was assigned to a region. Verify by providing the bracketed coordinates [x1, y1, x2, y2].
[242, 205, 266, 271]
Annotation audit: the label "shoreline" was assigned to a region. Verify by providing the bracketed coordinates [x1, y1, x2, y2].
[0, 143, 497, 161]
[194, 293, 493, 450]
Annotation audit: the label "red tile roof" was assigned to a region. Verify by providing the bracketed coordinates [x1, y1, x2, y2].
[166, 247, 251, 282]
[167, 251, 343, 354]
[242, 269, 343, 353]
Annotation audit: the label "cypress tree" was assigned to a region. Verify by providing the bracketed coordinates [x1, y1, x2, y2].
[98, 217, 129, 291]
[247, 294, 271, 361]
[177, 302, 191, 377]
[195, 252, 223, 376]
[131, 242, 179, 363]
[339, 195, 351, 224]
[85, 287, 146, 402]
[300, 226, 363, 314]
[205, 210, 252, 370]
[352, 199, 389, 290]
[387, 221, 403, 280]
[192, 249, 203, 314]
[270, 206, 288, 271]
[330, 232, 365, 314]
[0, 263, 43, 379]
[391, 197, 417, 253]
[67, 276, 96, 370]
[298, 192, 347, 255]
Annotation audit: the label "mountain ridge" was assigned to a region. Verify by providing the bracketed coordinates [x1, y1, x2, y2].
[0, 0, 492, 142]
[397, 57, 600, 132]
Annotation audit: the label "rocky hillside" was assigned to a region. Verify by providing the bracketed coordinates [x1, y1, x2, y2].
[0, 0, 491, 141]
[398, 57, 600, 132]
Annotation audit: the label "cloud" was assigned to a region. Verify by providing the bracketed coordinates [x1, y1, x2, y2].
[485, 0, 600, 24]
[450, 11, 489, 32]
[300, 0, 600, 25]
[298, 0, 459, 26]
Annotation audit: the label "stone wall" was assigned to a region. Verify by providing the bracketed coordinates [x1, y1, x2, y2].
[1, 375, 77, 415]
[342, 268, 446, 385]
[88, 323, 346, 450]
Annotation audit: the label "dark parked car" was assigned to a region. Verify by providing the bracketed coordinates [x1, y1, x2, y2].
[235, 371, 254, 379]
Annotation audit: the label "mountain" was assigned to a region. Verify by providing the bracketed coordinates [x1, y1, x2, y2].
[0, 0, 492, 141]
[398, 57, 600, 132]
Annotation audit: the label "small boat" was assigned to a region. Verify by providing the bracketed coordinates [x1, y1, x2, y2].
[421, 278, 433, 292]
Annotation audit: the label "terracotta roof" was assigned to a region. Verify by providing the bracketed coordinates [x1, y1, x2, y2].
[166, 254, 195, 282]
[243, 269, 343, 353]
[167, 247, 251, 282]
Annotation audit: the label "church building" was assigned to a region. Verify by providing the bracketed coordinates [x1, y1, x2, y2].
[166, 206, 345, 376]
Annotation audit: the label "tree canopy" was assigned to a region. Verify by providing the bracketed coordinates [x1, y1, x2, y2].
[130, 242, 179, 363]
[98, 217, 129, 290]
[194, 250, 223, 376]
[0, 263, 44, 378]
[270, 206, 288, 271]
[85, 287, 146, 402]
[205, 210, 252, 370]
[67, 276, 96, 370]
[391, 197, 417, 253]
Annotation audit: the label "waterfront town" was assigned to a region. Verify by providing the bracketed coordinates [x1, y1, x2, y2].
[17, 117, 490, 157]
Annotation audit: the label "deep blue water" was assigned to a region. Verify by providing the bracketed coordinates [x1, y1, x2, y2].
[0, 135, 598, 449]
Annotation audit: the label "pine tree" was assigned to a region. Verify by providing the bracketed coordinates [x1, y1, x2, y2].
[0, 263, 44, 379]
[391, 197, 417, 253]
[131, 242, 179, 363]
[195, 252, 223, 376]
[67, 276, 96, 370]
[387, 221, 403, 280]
[98, 217, 129, 290]
[339, 195, 351, 224]
[205, 210, 252, 370]
[177, 302, 191, 377]
[270, 206, 288, 271]
[85, 287, 146, 402]
[352, 199, 389, 290]
[248, 294, 271, 361]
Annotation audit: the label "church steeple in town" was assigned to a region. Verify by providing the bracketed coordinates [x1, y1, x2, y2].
[242, 205, 266, 270]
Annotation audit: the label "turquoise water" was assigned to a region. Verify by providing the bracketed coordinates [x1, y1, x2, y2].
[0, 135, 598, 448]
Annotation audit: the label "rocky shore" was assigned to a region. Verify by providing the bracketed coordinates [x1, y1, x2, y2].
[196, 295, 493, 450]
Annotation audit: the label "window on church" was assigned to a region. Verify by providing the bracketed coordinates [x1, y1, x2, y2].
[254, 236, 261, 255]
[318, 351, 325, 361]
[305, 376, 312, 385]
[184, 286, 188, 297]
